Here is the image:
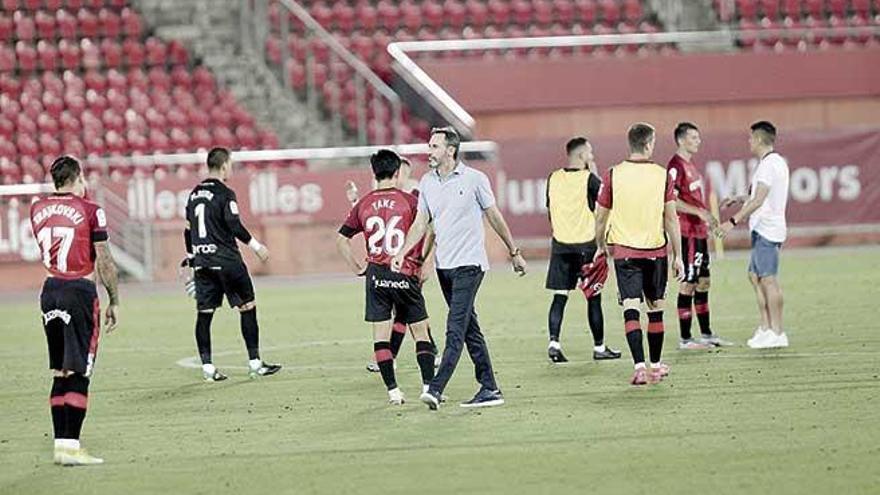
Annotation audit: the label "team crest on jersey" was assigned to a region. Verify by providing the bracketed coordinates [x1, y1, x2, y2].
[96, 208, 107, 228]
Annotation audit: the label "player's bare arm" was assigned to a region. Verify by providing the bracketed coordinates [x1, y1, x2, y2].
[94, 240, 119, 333]
[345, 180, 359, 205]
[483, 205, 527, 276]
[593, 205, 610, 261]
[391, 209, 429, 272]
[335, 233, 365, 276]
[719, 195, 748, 209]
[676, 199, 717, 227]
[664, 200, 685, 282]
[719, 184, 770, 238]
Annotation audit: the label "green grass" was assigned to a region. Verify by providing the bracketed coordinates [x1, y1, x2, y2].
[1, 247, 879, 495]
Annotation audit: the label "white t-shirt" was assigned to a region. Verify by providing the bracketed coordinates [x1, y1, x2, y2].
[749, 151, 789, 243]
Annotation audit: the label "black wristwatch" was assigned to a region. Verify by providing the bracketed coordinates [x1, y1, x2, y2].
[509, 247, 522, 258]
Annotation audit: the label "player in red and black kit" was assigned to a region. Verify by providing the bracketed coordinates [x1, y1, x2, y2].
[336, 150, 436, 405]
[345, 156, 440, 373]
[30, 156, 120, 466]
[667, 123, 733, 349]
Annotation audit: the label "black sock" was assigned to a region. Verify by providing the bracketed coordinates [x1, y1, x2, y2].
[548, 294, 568, 342]
[64, 374, 89, 440]
[677, 293, 693, 340]
[587, 294, 604, 346]
[50, 377, 66, 439]
[195, 311, 214, 364]
[374, 341, 396, 390]
[694, 290, 711, 336]
[647, 311, 665, 364]
[390, 321, 407, 358]
[623, 309, 644, 365]
[240, 307, 260, 361]
[415, 341, 435, 385]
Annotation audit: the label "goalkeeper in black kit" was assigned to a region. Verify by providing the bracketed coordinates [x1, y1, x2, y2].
[181, 147, 281, 381]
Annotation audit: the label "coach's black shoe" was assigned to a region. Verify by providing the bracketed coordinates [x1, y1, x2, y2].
[460, 389, 504, 408]
[548, 347, 569, 363]
[249, 362, 282, 379]
[420, 390, 441, 411]
[593, 347, 622, 360]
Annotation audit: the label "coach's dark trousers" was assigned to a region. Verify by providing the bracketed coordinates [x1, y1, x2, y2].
[430, 265, 498, 394]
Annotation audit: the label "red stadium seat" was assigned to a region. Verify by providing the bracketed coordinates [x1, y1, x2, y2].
[804, 0, 826, 18]
[465, 0, 489, 28]
[512, 0, 533, 25]
[14, 11, 35, 40]
[826, 0, 845, 17]
[55, 9, 77, 38]
[81, 38, 100, 69]
[36, 39, 57, 70]
[333, 1, 356, 32]
[0, 42, 13, 72]
[122, 37, 144, 66]
[15, 40, 37, 72]
[780, 0, 800, 19]
[77, 8, 99, 38]
[1, 0, 19, 13]
[759, 0, 780, 19]
[0, 14, 12, 42]
[488, 0, 511, 25]
[120, 8, 143, 37]
[58, 38, 80, 69]
[377, 0, 401, 31]
[98, 8, 121, 38]
[356, 2, 378, 31]
[145, 36, 167, 65]
[576, 0, 597, 25]
[100, 37, 122, 67]
[851, 0, 871, 19]
[736, 0, 759, 20]
[599, 0, 620, 26]
[35, 10, 56, 39]
[422, 0, 445, 30]
[167, 39, 189, 65]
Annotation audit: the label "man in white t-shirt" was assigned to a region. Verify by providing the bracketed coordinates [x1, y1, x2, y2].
[719, 121, 790, 349]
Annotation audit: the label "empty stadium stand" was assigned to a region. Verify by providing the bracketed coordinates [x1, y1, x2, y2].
[0, 0, 279, 183]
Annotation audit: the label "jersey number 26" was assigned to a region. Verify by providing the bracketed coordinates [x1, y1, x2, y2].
[365, 215, 404, 256]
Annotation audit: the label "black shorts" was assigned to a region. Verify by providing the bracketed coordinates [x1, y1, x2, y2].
[614, 257, 668, 303]
[364, 263, 428, 324]
[194, 262, 255, 311]
[40, 277, 100, 376]
[682, 235, 710, 284]
[546, 244, 597, 291]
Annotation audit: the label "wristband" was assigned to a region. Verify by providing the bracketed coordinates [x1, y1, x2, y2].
[509, 247, 521, 258]
[248, 238, 264, 251]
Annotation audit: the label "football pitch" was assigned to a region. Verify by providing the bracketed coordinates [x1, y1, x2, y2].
[1, 246, 878, 495]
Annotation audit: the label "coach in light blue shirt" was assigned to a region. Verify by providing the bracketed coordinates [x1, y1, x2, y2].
[392, 126, 527, 410]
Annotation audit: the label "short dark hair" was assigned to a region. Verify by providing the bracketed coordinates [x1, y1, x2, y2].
[50, 155, 81, 189]
[207, 147, 231, 170]
[750, 121, 777, 145]
[627, 123, 655, 153]
[565, 137, 588, 156]
[431, 126, 461, 160]
[674, 122, 699, 145]
[371, 149, 401, 181]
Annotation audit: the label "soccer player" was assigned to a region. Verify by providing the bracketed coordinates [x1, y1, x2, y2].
[183, 147, 281, 381]
[393, 126, 527, 410]
[667, 123, 733, 349]
[544, 137, 620, 363]
[594, 123, 685, 385]
[30, 156, 120, 465]
[346, 156, 440, 372]
[719, 121, 790, 349]
[336, 149, 437, 405]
